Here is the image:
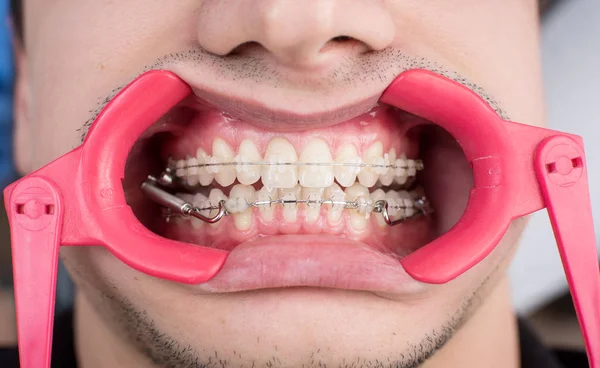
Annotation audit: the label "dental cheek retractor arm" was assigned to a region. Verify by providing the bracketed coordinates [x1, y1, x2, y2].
[3, 70, 600, 368]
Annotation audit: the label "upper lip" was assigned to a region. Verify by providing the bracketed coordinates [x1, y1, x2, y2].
[169, 66, 387, 130]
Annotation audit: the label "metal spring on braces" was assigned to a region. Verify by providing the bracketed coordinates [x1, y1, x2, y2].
[141, 174, 433, 227]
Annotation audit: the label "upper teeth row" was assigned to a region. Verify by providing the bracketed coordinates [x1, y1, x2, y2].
[170, 137, 423, 189]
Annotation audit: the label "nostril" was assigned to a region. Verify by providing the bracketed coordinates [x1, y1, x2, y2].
[330, 36, 353, 43]
[320, 35, 369, 54]
[228, 41, 262, 56]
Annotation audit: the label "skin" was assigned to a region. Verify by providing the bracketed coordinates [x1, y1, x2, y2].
[12, 0, 544, 367]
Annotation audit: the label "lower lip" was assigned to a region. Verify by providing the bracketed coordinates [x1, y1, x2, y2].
[192, 234, 427, 294]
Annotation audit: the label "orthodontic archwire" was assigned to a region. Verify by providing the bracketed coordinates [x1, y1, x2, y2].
[173, 158, 425, 175]
[141, 166, 432, 227]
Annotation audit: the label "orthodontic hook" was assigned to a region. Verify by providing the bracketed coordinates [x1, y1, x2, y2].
[373, 198, 432, 226]
[141, 176, 228, 223]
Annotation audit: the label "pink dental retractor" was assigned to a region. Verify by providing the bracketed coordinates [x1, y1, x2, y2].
[3, 69, 599, 368]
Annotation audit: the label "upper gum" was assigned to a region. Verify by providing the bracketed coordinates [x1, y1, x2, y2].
[162, 104, 421, 161]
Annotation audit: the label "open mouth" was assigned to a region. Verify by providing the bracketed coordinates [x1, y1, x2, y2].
[124, 85, 472, 293]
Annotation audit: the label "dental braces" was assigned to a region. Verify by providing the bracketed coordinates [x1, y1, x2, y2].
[141, 169, 433, 226]
[174, 158, 425, 175]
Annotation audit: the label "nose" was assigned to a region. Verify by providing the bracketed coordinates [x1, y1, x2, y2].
[196, 0, 396, 68]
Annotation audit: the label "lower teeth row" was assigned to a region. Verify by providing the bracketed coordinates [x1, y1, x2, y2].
[141, 165, 431, 231]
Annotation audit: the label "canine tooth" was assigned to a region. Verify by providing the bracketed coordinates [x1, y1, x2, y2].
[226, 184, 256, 231]
[394, 154, 408, 185]
[196, 148, 214, 186]
[225, 184, 255, 213]
[334, 144, 361, 187]
[212, 138, 236, 187]
[208, 188, 228, 219]
[301, 187, 324, 223]
[298, 139, 334, 188]
[191, 193, 208, 229]
[370, 189, 387, 228]
[379, 149, 396, 186]
[358, 142, 383, 188]
[175, 160, 186, 177]
[257, 186, 278, 222]
[262, 138, 298, 188]
[345, 183, 370, 229]
[185, 157, 199, 186]
[324, 183, 345, 223]
[236, 139, 262, 185]
[281, 186, 301, 222]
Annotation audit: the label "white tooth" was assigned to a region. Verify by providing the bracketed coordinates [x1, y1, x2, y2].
[301, 187, 324, 223]
[357, 142, 383, 188]
[370, 189, 387, 228]
[345, 183, 370, 230]
[190, 193, 208, 229]
[334, 144, 361, 187]
[186, 157, 199, 186]
[168, 157, 176, 168]
[298, 139, 334, 188]
[175, 160, 186, 177]
[379, 149, 396, 186]
[407, 159, 417, 177]
[226, 184, 255, 231]
[236, 139, 262, 185]
[394, 154, 408, 185]
[324, 183, 345, 223]
[398, 190, 415, 217]
[208, 188, 228, 222]
[280, 186, 300, 222]
[262, 138, 298, 189]
[257, 186, 279, 222]
[212, 138, 237, 187]
[196, 148, 214, 186]
[385, 190, 405, 219]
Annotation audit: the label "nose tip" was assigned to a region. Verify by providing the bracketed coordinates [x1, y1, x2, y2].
[196, 1, 396, 69]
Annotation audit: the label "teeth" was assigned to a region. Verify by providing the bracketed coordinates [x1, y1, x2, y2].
[190, 193, 208, 229]
[257, 186, 278, 222]
[357, 142, 383, 188]
[262, 138, 298, 189]
[212, 138, 237, 187]
[324, 183, 345, 224]
[385, 190, 404, 219]
[176, 160, 186, 177]
[344, 183, 370, 230]
[298, 139, 334, 188]
[184, 157, 199, 186]
[370, 189, 387, 228]
[236, 139, 262, 185]
[208, 188, 228, 221]
[196, 148, 214, 186]
[394, 154, 408, 185]
[398, 190, 415, 217]
[226, 184, 255, 231]
[407, 159, 417, 177]
[301, 187, 324, 223]
[281, 185, 301, 222]
[334, 144, 361, 187]
[379, 149, 396, 186]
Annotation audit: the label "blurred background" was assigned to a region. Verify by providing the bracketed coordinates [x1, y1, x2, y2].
[0, 0, 598, 354]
